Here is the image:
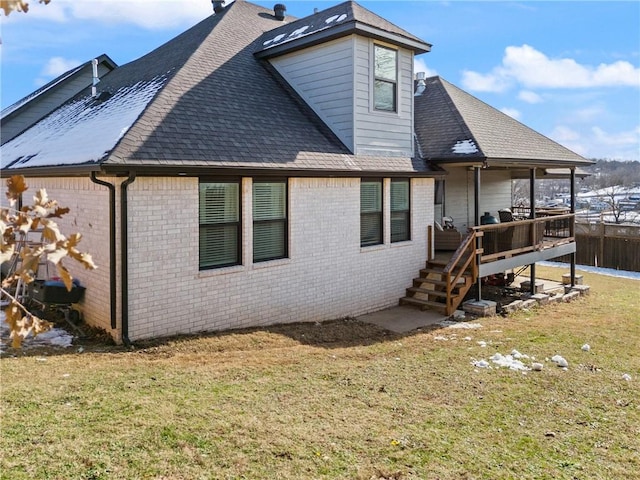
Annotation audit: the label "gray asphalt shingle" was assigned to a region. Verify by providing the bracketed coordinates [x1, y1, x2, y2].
[414, 76, 591, 166]
[4, 0, 436, 175]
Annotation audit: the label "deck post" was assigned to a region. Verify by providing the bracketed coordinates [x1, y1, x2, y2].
[529, 168, 536, 294]
[474, 166, 482, 301]
[570, 167, 576, 287]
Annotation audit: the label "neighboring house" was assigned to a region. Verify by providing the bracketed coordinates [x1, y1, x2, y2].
[1, 54, 117, 145]
[1, 0, 591, 343]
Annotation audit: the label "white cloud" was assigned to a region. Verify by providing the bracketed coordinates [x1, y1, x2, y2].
[5, 0, 215, 29]
[413, 57, 438, 78]
[35, 56, 81, 86]
[518, 90, 542, 104]
[550, 124, 640, 160]
[500, 107, 521, 120]
[67, 0, 214, 29]
[460, 69, 510, 93]
[504, 45, 640, 88]
[551, 125, 581, 143]
[42, 56, 81, 77]
[591, 125, 640, 148]
[463, 44, 640, 92]
[570, 106, 606, 123]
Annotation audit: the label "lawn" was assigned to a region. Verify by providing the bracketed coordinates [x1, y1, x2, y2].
[1, 266, 639, 479]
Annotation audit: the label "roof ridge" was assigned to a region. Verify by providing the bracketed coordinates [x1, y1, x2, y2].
[438, 76, 485, 156]
[441, 77, 587, 161]
[106, 5, 238, 162]
[430, 77, 483, 156]
[414, 76, 589, 164]
[105, 0, 353, 166]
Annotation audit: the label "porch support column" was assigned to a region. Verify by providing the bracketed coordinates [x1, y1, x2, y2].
[529, 168, 537, 295]
[474, 166, 482, 301]
[570, 167, 576, 287]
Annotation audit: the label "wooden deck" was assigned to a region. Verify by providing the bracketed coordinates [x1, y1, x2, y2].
[432, 214, 574, 276]
[402, 214, 579, 316]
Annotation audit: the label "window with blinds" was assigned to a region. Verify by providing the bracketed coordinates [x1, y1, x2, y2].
[253, 180, 287, 262]
[391, 179, 410, 242]
[361, 179, 383, 247]
[199, 181, 241, 269]
[374, 44, 397, 112]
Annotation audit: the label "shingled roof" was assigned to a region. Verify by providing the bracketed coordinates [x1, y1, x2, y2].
[414, 76, 592, 168]
[255, 0, 431, 58]
[3, 0, 437, 177]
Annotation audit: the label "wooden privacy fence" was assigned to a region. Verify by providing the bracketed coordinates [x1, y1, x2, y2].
[558, 222, 640, 272]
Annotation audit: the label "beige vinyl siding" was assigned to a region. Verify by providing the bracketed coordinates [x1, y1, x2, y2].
[443, 167, 512, 231]
[353, 37, 414, 157]
[269, 37, 355, 151]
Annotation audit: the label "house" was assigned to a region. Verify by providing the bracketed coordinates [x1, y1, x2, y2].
[1, 0, 592, 343]
[414, 76, 592, 233]
[1, 54, 117, 145]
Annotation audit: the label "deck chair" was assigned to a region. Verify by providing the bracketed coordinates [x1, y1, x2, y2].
[498, 208, 515, 223]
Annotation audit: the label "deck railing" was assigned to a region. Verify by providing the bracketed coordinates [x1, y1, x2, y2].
[471, 214, 575, 264]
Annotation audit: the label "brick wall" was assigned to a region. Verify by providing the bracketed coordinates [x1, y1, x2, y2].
[126, 176, 434, 340]
[22, 177, 115, 334]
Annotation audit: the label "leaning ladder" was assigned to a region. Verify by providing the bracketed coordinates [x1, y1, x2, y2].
[3, 229, 49, 306]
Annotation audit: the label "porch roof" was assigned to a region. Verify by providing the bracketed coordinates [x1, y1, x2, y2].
[414, 76, 594, 169]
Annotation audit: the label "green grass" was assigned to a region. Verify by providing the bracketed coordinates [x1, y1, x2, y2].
[1, 266, 639, 479]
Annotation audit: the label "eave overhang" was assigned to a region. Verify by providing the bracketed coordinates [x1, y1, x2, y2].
[5, 163, 447, 179]
[432, 156, 594, 170]
[255, 20, 431, 59]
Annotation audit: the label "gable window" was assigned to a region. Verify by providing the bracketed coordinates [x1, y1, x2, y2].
[374, 44, 398, 112]
[253, 179, 288, 262]
[199, 180, 241, 269]
[390, 179, 410, 242]
[361, 179, 383, 247]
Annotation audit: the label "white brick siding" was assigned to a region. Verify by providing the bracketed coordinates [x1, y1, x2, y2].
[16, 176, 434, 341]
[126, 176, 433, 340]
[20, 177, 115, 334]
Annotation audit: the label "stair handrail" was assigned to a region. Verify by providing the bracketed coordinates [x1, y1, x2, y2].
[443, 230, 478, 313]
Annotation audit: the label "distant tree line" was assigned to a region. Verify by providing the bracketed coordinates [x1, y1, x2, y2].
[580, 159, 640, 190]
[514, 159, 640, 203]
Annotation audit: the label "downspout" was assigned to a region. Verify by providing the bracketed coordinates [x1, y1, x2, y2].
[120, 172, 136, 347]
[89, 173, 117, 330]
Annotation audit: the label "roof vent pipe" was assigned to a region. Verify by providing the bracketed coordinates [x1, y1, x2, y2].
[414, 71, 427, 96]
[91, 58, 99, 98]
[212, 0, 224, 13]
[274, 3, 286, 20]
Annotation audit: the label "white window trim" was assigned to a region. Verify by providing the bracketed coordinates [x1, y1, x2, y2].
[370, 41, 400, 116]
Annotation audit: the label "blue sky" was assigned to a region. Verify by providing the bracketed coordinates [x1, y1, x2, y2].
[1, 0, 639, 160]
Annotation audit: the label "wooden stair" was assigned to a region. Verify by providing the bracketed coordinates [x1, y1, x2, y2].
[400, 231, 479, 315]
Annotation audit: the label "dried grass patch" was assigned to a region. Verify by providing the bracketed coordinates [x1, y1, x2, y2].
[1, 266, 639, 479]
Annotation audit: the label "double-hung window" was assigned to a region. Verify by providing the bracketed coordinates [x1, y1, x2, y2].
[373, 44, 398, 112]
[360, 179, 383, 247]
[199, 180, 241, 269]
[390, 179, 410, 242]
[253, 179, 288, 262]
